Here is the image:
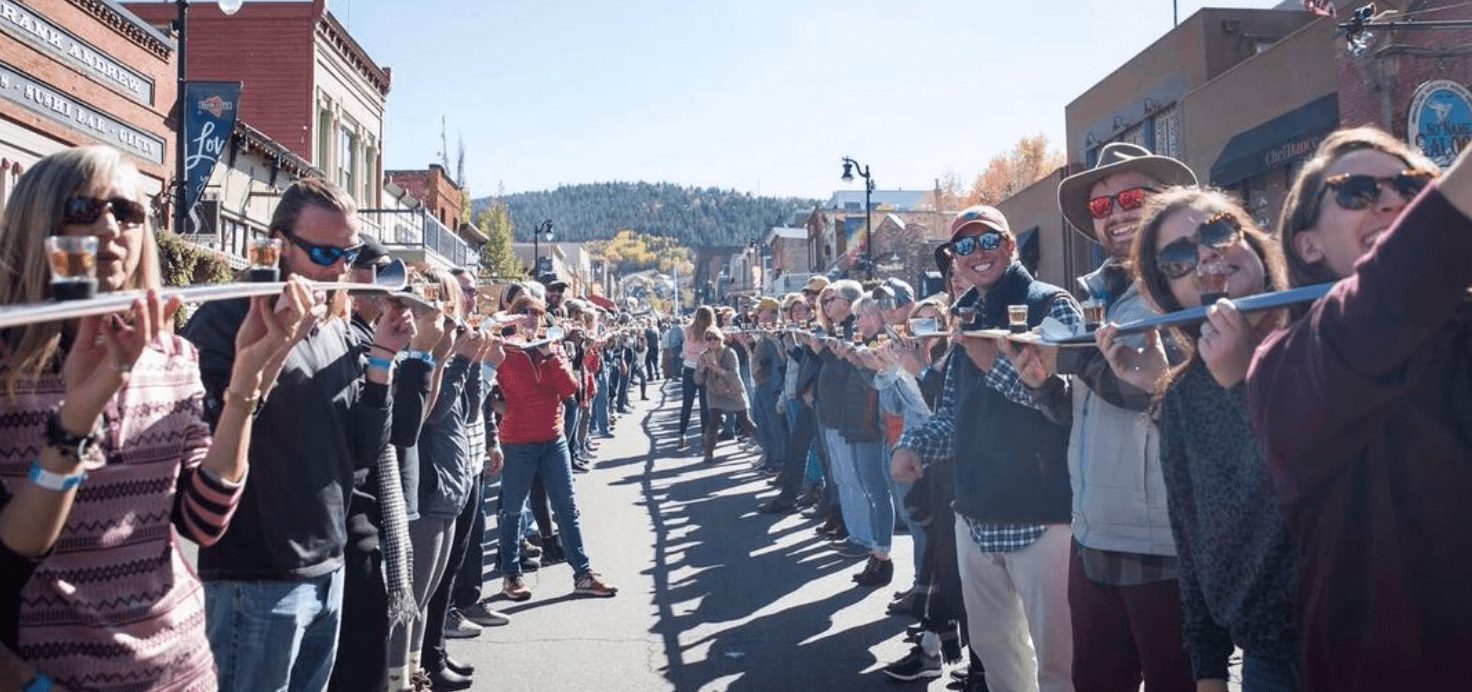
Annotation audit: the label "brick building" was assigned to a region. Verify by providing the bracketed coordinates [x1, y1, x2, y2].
[387, 164, 464, 232]
[0, 0, 175, 205]
[127, 0, 390, 211]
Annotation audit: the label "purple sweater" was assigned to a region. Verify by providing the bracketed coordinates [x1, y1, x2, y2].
[1246, 185, 1472, 692]
[0, 334, 244, 691]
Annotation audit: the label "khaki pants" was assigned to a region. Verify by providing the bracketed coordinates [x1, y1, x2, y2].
[955, 519, 1075, 692]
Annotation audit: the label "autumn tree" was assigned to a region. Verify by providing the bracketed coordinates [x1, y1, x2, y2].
[949, 134, 1066, 207]
[475, 201, 524, 280]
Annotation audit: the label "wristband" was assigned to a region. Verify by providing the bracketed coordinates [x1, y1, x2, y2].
[21, 673, 53, 692]
[366, 356, 394, 372]
[405, 350, 436, 367]
[29, 460, 86, 492]
[369, 343, 397, 357]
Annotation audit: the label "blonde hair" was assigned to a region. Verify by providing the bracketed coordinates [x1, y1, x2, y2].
[0, 146, 161, 395]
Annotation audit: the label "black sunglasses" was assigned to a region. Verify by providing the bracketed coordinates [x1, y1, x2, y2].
[280, 231, 364, 267]
[1316, 169, 1433, 214]
[62, 196, 147, 227]
[951, 231, 1004, 257]
[1155, 212, 1244, 280]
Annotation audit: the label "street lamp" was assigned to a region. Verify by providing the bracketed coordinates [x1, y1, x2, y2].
[173, 0, 244, 237]
[840, 156, 875, 280]
[532, 219, 553, 274]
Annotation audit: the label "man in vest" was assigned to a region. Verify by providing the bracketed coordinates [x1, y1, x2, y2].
[892, 205, 1082, 692]
[1044, 142, 1199, 691]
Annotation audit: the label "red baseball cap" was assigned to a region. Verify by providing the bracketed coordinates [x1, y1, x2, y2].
[948, 205, 1010, 240]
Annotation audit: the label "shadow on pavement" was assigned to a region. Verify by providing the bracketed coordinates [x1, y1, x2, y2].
[634, 381, 909, 692]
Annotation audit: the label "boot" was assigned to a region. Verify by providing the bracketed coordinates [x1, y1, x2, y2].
[853, 556, 894, 587]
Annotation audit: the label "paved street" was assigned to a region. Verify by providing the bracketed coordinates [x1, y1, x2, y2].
[449, 378, 947, 692]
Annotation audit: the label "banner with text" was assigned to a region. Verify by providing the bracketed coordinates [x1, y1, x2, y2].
[182, 81, 241, 234]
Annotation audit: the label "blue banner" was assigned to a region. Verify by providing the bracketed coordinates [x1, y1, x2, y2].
[182, 81, 241, 233]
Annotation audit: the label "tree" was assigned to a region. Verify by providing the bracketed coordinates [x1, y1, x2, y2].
[476, 201, 524, 280]
[966, 134, 1066, 206]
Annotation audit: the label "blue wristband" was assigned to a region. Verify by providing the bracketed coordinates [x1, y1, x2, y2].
[29, 460, 85, 491]
[366, 356, 394, 371]
[404, 350, 436, 367]
[22, 673, 53, 692]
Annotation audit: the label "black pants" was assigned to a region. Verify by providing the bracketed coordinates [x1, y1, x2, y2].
[678, 366, 708, 437]
[327, 538, 388, 692]
[452, 478, 491, 611]
[421, 481, 480, 672]
[702, 409, 756, 460]
[777, 403, 818, 501]
[645, 351, 659, 381]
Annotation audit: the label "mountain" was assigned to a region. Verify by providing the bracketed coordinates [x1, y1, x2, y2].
[473, 182, 817, 248]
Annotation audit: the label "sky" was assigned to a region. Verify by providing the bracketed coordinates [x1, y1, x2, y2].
[335, 0, 1287, 200]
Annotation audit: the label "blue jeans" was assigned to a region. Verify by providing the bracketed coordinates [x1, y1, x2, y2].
[591, 372, 610, 434]
[849, 437, 893, 554]
[498, 436, 591, 576]
[1243, 654, 1299, 692]
[822, 427, 874, 550]
[887, 474, 925, 583]
[205, 568, 345, 692]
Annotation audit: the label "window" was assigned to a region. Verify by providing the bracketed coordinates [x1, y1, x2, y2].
[362, 139, 377, 207]
[338, 125, 358, 197]
[317, 108, 333, 170]
[1151, 105, 1181, 158]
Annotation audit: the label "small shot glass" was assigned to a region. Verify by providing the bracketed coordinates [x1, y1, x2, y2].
[247, 237, 282, 282]
[1197, 263, 1230, 307]
[1007, 304, 1029, 334]
[45, 235, 98, 301]
[1082, 300, 1106, 330]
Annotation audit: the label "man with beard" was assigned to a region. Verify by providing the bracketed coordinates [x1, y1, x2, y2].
[1041, 142, 1199, 692]
[892, 205, 1082, 692]
[539, 272, 568, 315]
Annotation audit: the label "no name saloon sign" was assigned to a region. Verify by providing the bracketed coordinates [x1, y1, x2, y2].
[1407, 79, 1472, 167]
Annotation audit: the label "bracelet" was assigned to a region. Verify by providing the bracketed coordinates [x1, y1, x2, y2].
[404, 350, 436, 367]
[29, 459, 86, 492]
[369, 343, 398, 357]
[221, 388, 261, 411]
[21, 673, 53, 692]
[367, 356, 394, 372]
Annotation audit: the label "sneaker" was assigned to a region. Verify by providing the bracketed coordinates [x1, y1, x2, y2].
[521, 555, 542, 572]
[541, 539, 566, 565]
[460, 602, 511, 627]
[757, 499, 798, 515]
[410, 669, 433, 692]
[950, 665, 969, 683]
[573, 571, 619, 597]
[444, 609, 483, 639]
[882, 645, 943, 682]
[502, 575, 532, 602]
[521, 539, 543, 559]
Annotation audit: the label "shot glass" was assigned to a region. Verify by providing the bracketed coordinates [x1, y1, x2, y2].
[1082, 300, 1105, 330]
[1197, 263, 1230, 307]
[45, 235, 98, 301]
[1007, 304, 1029, 334]
[908, 317, 938, 335]
[247, 237, 282, 282]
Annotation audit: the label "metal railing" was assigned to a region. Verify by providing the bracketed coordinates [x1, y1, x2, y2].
[357, 207, 478, 268]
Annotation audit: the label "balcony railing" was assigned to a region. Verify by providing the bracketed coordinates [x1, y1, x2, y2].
[358, 207, 478, 269]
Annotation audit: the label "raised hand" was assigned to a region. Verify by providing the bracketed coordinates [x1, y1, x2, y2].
[890, 447, 924, 482]
[1098, 323, 1168, 393]
[409, 304, 446, 353]
[60, 291, 173, 432]
[998, 340, 1049, 389]
[1197, 299, 1267, 388]
[373, 302, 416, 355]
[232, 278, 312, 395]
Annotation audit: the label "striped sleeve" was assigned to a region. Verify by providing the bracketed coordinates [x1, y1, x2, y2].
[172, 384, 245, 547]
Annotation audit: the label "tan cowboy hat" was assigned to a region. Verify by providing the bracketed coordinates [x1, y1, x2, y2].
[1057, 142, 1197, 242]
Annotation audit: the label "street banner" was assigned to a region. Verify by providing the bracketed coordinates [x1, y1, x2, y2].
[182, 81, 242, 235]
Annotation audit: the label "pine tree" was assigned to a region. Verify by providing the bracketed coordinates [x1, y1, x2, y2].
[476, 201, 524, 280]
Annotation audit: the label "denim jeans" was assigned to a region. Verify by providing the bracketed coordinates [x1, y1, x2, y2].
[822, 427, 874, 550]
[205, 568, 345, 692]
[888, 474, 925, 582]
[591, 371, 611, 434]
[849, 437, 894, 554]
[678, 365, 707, 437]
[1243, 654, 1299, 692]
[498, 436, 591, 577]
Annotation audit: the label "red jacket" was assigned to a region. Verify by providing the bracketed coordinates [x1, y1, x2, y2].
[496, 349, 579, 445]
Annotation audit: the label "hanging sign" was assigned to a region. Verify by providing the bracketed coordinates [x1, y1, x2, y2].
[1407, 79, 1472, 167]
[182, 81, 241, 234]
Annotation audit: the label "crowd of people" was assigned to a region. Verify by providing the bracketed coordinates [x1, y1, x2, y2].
[0, 146, 669, 692]
[1, 119, 1470, 692]
[662, 127, 1472, 692]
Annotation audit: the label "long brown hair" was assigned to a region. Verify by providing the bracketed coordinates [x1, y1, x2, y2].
[1130, 187, 1289, 397]
[1277, 126, 1439, 287]
[690, 305, 714, 338]
[0, 146, 162, 395]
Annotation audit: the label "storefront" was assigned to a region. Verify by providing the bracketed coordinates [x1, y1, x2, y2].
[1209, 93, 1340, 228]
[0, 0, 174, 207]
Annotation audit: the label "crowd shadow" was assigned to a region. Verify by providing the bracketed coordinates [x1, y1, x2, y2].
[633, 381, 910, 692]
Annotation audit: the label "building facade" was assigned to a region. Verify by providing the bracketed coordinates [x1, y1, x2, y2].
[0, 0, 175, 206]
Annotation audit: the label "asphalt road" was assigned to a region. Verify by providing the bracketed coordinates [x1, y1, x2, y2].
[448, 378, 953, 692]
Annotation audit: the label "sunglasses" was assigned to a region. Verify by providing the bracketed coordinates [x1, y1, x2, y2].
[1155, 212, 1244, 280]
[951, 231, 1004, 257]
[281, 231, 364, 267]
[1317, 169, 1433, 213]
[62, 196, 147, 227]
[1086, 186, 1158, 220]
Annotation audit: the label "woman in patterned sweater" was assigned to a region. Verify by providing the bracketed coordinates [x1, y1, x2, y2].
[0, 146, 310, 691]
[1099, 187, 1300, 692]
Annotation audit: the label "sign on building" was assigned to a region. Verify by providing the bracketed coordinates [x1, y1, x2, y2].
[1407, 79, 1472, 167]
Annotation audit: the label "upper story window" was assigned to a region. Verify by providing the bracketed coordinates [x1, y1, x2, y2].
[338, 125, 358, 197]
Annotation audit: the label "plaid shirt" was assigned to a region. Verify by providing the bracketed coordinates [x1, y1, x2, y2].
[899, 290, 1083, 553]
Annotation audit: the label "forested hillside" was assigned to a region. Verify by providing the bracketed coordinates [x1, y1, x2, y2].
[474, 182, 816, 247]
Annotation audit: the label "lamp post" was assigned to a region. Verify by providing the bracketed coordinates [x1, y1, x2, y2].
[840, 156, 875, 280]
[532, 219, 553, 274]
[173, 0, 244, 236]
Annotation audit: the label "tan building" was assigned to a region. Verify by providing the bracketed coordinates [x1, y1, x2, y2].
[996, 167, 1085, 291]
[190, 121, 321, 267]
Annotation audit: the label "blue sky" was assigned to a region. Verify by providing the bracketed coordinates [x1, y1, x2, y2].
[338, 0, 1284, 200]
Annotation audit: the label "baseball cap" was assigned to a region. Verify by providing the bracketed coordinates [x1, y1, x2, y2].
[948, 205, 1010, 241]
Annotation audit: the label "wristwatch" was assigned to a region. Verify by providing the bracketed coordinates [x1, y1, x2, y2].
[45, 410, 99, 459]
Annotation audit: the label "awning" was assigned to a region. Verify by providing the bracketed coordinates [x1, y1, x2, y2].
[1210, 94, 1340, 186]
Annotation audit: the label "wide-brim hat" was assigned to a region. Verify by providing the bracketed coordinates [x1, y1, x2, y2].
[537, 272, 570, 291]
[1057, 142, 1197, 242]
